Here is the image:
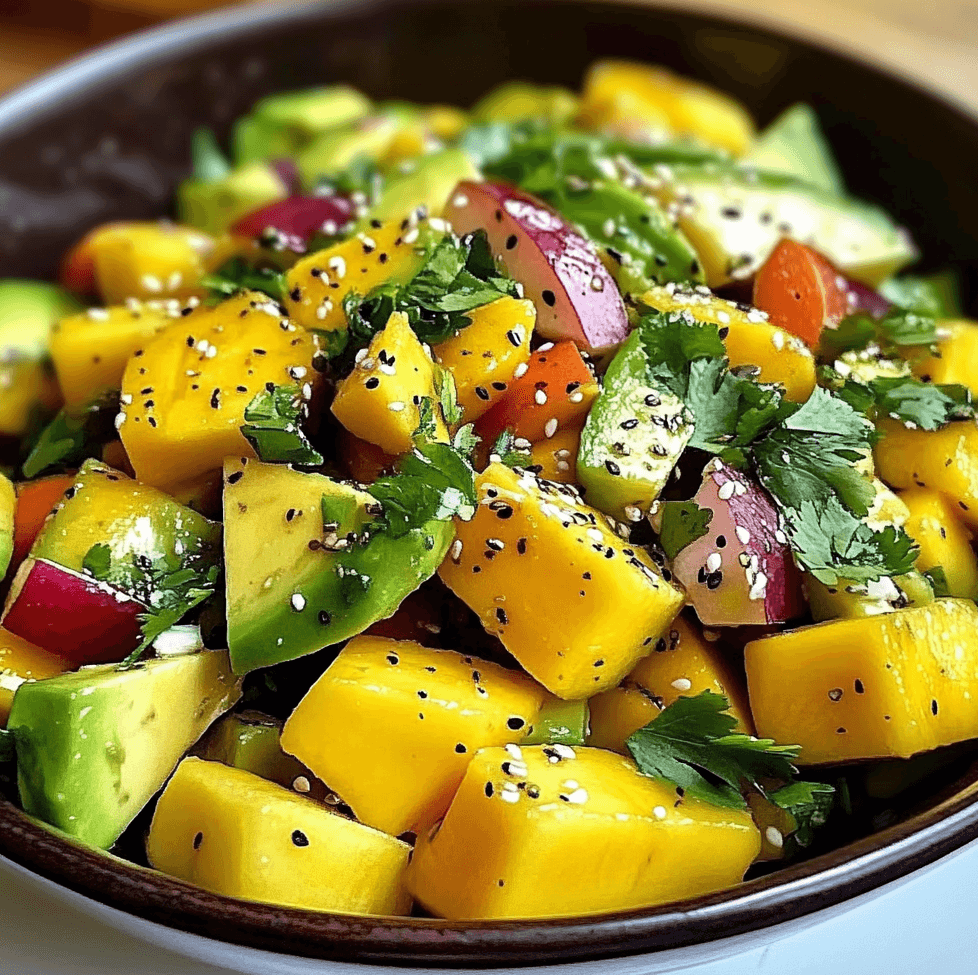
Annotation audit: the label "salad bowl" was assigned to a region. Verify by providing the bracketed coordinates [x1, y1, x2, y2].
[1, 0, 978, 968]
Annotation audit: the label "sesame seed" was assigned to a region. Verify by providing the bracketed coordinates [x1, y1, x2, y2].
[653, 806, 667, 820]
[290, 593, 306, 611]
[544, 418, 558, 438]
[765, 827, 784, 849]
[718, 481, 736, 501]
[388, 401, 405, 412]
[534, 389, 548, 405]
[671, 677, 692, 691]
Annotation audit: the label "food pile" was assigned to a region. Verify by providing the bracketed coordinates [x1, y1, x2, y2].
[1, 60, 976, 921]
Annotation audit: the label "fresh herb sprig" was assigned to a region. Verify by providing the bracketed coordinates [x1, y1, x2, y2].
[201, 258, 288, 305]
[241, 383, 324, 466]
[21, 391, 120, 480]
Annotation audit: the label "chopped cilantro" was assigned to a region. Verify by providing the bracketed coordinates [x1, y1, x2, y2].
[240, 384, 324, 466]
[201, 258, 288, 304]
[767, 780, 836, 851]
[451, 423, 481, 460]
[489, 430, 532, 469]
[626, 690, 803, 809]
[21, 392, 120, 480]
[657, 500, 713, 561]
[922, 565, 952, 598]
[829, 371, 973, 431]
[821, 306, 941, 361]
[81, 543, 112, 581]
[434, 365, 463, 427]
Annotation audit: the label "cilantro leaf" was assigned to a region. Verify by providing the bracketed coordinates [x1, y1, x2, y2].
[879, 270, 962, 318]
[821, 306, 940, 361]
[434, 365, 463, 427]
[833, 374, 973, 431]
[657, 500, 713, 560]
[452, 423, 480, 460]
[81, 543, 112, 581]
[341, 230, 521, 361]
[922, 565, 952, 598]
[768, 780, 836, 851]
[201, 258, 287, 304]
[489, 430, 532, 469]
[240, 384, 324, 466]
[21, 392, 119, 480]
[880, 306, 941, 347]
[626, 690, 801, 809]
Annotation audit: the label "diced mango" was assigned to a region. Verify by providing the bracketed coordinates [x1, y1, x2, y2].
[433, 296, 535, 423]
[0, 360, 61, 438]
[283, 219, 433, 332]
[50, 302, 177, 408]
[331, 311, 446, 455]
[875, 419, 978, 531]
[579, 60, 755, 156]
[148, 757, 412, 915]
[338, 427, 397, 484]
[911, 320, 978, 395]
[525, 424, 582, 483]
[407, 745, 760, 919]
[439, 464, 684, 699]
[118, 290, 321, 492]
[0, 628, 69, 725]
[746, 599, 978, 763]
[85, 222, 217, 305]
[588, 617, 752, 753]
[901, 487, 978, 599]
[639, 286, 816, 402]
[281, 636, 549, 836]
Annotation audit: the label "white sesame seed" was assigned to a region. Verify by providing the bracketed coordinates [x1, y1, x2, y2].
[291, 593, 306, 611]
[735, 526, 751, 544]
[569, 391, 584, 403]
[586, 528, 604, 543]
[544, 418, 558, 438]
[403, 227, 420, 245]
[388, 401, 405, 412]
[765, 826, 784, 848]
[504, 744, 523, 760]
[534, 389, 548, 405]
[706, 552, 722, 572]
[552, 743, 576, 759]
[500, 790, 520, 804]
[671, 677, 692, 691]
[718, 480, 735, 501]
[293, 776, 311, 794]
[556, 460, 570, 472]
[771, 330, 785, 351]
[327, 256, 346, 278]
[564, 788, 588, 804]
[114, 412, 126, 429]
[452, 193, 469, 208]
[624, 505, 643, 522]
[355, 348, 369, 364]
[450, 539, 463, 561]
[513, 362, 529, 379]
[653, 806, 667, 820]
[141, 274, 162, 293]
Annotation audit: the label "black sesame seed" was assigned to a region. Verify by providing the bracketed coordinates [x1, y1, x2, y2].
[507, 716, 525, 730]
[505, 234, 518, 250]
[147, 417, 157, 427]
[854, 679, 865, 694]
[318, 610, 331, 625]
[491, 381, 508, 391]
[517, 537, 527, 555]
[605, 459, 621, 475]
[620, 418, 639, 430]
[932, 699, 939, 715]
[365, 377, 380, 390]
[485, 782, 494, 797]
[716, 534, 727, 548]
[496, 607, 509, 625]
[289, 286, 302, 302]
[541, 289, 557, 307]
[387, 654, 399, 665]
[475, 386, 490, 401]
[210, 388, 221, 409]
[193, 831, 203, 850]
[286, 508, 297, 521]
[227, 470, 244, 485]
[507, 329, 522, 347]
[418, 690, 428, 699]
[291, 830, 309, 847]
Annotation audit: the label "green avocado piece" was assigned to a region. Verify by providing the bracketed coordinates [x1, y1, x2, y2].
[234, 86, 373, 165]
[360, 148, 480, 226]
[0, 280, 82, 360]
[296, 116, 405, 189]
[807, 570, 934, 622]
[8, 650, 241, 849]
[523, 698, 589, 746]
[472, 82, 579, 125]
[0, 473, 13, 579]
[178, 161, 288, 236]
[879, 270, 964, 318]
[551, 178, 704, 292]
[577, 330, 693, 521]
[745, 103, 845, 196]
[646, 163, 917, 288]
[30, 458, 222, 607]
[224, 459, 453, 674]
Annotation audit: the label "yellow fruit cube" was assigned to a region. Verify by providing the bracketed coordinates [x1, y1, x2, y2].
[331, 311, 447, 455]
[118, 290, 321, 492]
[911, 320, 978, 395]
[588, 617, 753, 753]
[0, 628, 69, 726]
[901, 487, 978, 599]
[407, 745, 760, 919]
[147, 757, 411, 915]
[432, 296, 534, 423]
[746, 599, 978, 762]
[280, 635, 549, 836]
[50, 302, 176, 408]
[439, 464, 685, 699]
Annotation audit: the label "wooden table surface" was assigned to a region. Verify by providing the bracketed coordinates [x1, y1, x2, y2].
[2, 0, 977, 117]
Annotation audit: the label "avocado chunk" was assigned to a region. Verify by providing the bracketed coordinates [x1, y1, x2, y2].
[224, 459, 453, 674]
[178, 162, 288, 236]
[234, 86, 373, 165]
[744, 103, 845, 195]
[645, 163, 917, 287]
[577, 330, 693, 521]
[522, 698, 589, 746]
[807, 570, 934, 622]
[0, 280, 82, 360]
[296, 117, 403, 188]
[363, 148, 480, 225]
[472, 82, 579, 125]
[8, 650, 241, 849]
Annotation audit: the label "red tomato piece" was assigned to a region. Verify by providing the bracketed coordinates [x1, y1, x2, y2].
[753, 239, 850, 348]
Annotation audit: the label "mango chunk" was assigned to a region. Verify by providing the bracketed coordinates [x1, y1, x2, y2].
[433, 295, 535, 423]
[331, 311, 447, 454]
[280, 635, 549, 836]
[587, 617, 753, 753]
[148, 757, 412, 915]
[118, 290, 321, 492]
[875, 419, 978, 531]
[50, 302, 177, 408]
[746, 599, 978, 763]
[0, 628, 69, 725]
[407, 745, 760, 919]
[911, 320, 978, 395]
[901, 487, 978, 599]
[439, 464, 684, 699]
[639, 285, 816, 402]
[283, 219, 433, 332]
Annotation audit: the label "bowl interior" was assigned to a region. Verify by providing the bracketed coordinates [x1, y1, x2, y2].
[2, 0, 978, 965]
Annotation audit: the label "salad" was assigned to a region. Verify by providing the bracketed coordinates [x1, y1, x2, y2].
[0, 58, 976, 922]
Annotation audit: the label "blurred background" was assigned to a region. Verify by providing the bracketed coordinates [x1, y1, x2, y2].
[1, 0, 977, 118]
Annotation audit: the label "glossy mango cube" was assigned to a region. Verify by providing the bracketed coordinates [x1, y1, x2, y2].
[432, 296, 534, 423]
[587, 616, 753, 753]
[439, 464, 684, 699]
[331, 311, 447, 455]
[901, 487, 978, 599]
[0, 628, 69, 725]
[746, 599, 978, 763]
[118, 290, 321, 492]
[911, 320, 978, 395]
[407, 745, 760, 919]
[148, 757, 411, 915]
[280, 636, 549, 836]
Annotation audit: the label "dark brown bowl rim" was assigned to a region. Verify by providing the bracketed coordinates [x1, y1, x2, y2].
[3, 0, 978, 967]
